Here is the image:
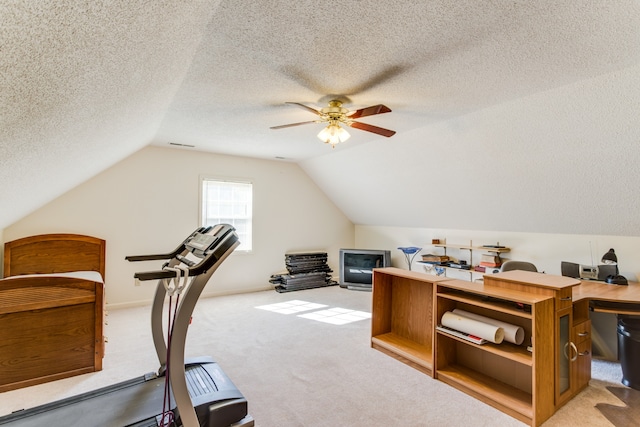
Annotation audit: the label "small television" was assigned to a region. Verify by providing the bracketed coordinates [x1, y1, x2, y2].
[339, 248, 391, 291]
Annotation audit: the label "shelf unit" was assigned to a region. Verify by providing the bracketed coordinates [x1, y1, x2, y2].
[370, 267, 448, 376]
[371, 268, 583, 427]
[482, 271, 583, 415]
[418, 241, 511, 279]
[435, 279, 555, 426]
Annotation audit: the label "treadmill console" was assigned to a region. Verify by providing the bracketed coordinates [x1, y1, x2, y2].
[186, 231, 219, 257]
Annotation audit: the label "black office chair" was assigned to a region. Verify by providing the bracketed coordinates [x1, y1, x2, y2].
[500, 260, 538, 272]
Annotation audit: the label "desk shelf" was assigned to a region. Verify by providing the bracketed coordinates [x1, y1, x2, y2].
[437, 364, 533, 423]
[371, 268, 447, 377]
[436, 329, 533, 366]
[435, 281, 555, 426]
[371, 333, 432, 372]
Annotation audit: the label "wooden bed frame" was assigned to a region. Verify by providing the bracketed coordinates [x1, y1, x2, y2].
[0, 234, 106, 392]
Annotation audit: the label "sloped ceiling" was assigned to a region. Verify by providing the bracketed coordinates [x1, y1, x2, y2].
[2, 1, 640, 235]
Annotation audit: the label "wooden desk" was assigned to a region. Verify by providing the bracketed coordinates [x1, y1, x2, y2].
[573, 280, 640, 315]
[371, 269, 640, 426]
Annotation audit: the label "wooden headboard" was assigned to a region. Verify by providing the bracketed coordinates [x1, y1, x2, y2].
[3, 234, 106, 279]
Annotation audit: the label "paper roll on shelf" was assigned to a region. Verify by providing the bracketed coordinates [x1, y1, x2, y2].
[441, 311, 504, 344]
[452, 308, 525, 345]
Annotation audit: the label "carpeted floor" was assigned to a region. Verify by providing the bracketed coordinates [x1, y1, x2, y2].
[0, 286, 637, 426]
[596, 386, 640, 427]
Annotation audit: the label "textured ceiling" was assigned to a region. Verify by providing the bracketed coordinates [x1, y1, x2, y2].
[153, 1, 640, 159]
[2, 1, 640, 234]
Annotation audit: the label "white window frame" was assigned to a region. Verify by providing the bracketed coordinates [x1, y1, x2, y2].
[199, 176, 253, 252]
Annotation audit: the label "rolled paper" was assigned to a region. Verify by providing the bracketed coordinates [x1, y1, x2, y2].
[441, 311, 504, 344]
[452, 308, 525, 345]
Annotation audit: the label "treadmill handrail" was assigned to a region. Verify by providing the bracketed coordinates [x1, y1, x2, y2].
[166, 235, 240, 427]
[124, 227, 210, 262]
[133, 228, 236, 281]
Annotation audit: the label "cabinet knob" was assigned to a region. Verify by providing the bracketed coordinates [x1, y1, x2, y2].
[560, 296, 572, 301]
[565, 342, 579, 362]
[578, 331, 589, 337]
[578, 350, 590, 356]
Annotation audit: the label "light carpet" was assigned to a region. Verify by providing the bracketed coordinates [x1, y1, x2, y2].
[0, 286, 635, 426]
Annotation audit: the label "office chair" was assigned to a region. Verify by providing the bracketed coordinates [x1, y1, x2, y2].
[500, 260, 538, 272]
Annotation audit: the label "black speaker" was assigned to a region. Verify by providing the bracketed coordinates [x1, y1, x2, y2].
[560, 261, 580, 278]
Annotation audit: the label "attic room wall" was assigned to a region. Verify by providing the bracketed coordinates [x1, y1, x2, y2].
[355, 225, 640, 283]
[3, 146, 354, 307]
[298, 62, 640, 278]
[300, 64, 640, 237]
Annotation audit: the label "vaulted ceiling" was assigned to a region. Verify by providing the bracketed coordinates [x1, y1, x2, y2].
[2, 1, 640, 235]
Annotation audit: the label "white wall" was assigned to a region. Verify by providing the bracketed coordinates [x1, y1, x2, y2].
[356, 225, 640, 283]
[301, 64, 640, 238]
[3, 146, 355, 307]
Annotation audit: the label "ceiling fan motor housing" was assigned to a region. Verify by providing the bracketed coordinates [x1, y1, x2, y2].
[270, 99, 395, 138]
[321, 100, 349, 121]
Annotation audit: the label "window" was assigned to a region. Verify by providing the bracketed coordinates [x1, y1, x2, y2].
[200, 177, 252, 251]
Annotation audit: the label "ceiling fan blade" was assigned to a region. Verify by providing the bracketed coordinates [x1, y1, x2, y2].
[348, 104, 392, 119]
[348, 121, 396, 137]
[285, 102, 322, 116]
[270, 120, 318, 130]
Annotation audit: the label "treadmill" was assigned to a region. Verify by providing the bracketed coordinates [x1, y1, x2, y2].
[0, 224, 254, 427]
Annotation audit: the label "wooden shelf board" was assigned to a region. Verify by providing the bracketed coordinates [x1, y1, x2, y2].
[439, 279, 551, 305]
[436, 330, 533, 366]
[433, 244, 511, 253]
[371, 332, 432, 369]
[485, 270, 580, 290]
[437, 292, 533, 319]
[437, 364, 533, 421]
[592, 306, 640, 315]
[434, 244, 473, 250]
[374, 267, 449, 284]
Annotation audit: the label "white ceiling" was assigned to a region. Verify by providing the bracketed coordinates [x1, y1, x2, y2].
[2, 1, 640, 234]
[154, 1, 640, 159]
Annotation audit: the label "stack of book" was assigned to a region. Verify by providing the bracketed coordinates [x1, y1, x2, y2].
[479, 254, 502, 268]
[421, 254, 450, 264]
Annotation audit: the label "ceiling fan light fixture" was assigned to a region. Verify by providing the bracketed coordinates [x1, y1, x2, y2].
[272, 100, 394, 146]
[317, 122, 350, 147]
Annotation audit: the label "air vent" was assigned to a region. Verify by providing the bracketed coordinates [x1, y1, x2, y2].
[169, 142, 195, 148]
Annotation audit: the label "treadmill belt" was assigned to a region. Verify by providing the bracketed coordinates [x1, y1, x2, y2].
[186, 364, 218, 398]
[0, 361, 249, 427]
[0, 373, 168, 427]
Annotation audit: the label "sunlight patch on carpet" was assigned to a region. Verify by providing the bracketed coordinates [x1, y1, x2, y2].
[255, 300, 328, 314]
[255, 300, 371, 325]
[297, 308, 372, 325]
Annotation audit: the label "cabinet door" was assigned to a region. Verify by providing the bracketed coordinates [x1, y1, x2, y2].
[556, 307, 573, 407]
[572, 321, 591, 393]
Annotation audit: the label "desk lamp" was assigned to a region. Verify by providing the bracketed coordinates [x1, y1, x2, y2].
[398, 246, 421, 271]
[601, 248, 628, 285]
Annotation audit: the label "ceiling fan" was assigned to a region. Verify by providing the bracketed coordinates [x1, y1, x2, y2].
[270, 100, 396, 147]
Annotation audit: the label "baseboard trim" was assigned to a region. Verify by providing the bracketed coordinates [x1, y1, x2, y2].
[106, 285, 274, 310]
